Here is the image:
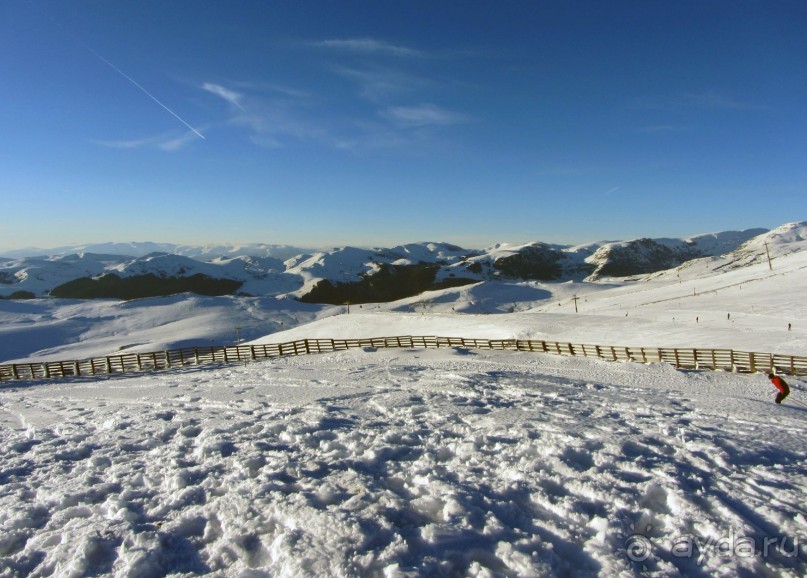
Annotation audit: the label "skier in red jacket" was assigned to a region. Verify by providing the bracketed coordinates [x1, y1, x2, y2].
[768, 373, 790, 404]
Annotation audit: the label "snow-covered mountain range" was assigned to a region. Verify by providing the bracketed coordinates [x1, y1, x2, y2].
[0, 223, 800, 302]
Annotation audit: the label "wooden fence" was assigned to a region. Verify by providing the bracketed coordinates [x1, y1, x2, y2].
[1, 336, 805, 382]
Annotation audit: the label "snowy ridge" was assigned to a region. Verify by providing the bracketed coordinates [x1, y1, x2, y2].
[284, 243, 473, 295]
[736, 221, 807, 255]
[584, 227, 768, 280]
[665, 221, 807, 275]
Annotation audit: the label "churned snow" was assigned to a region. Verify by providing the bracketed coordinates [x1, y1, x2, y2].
[0, 347, 805, 577]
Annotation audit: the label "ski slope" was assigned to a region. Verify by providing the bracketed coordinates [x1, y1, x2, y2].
[2, 225, 806, 365]
[0, 227, 805, 576]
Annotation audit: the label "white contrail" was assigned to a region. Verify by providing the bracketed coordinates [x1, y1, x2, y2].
[33, 3, 204, 140]
[81, 43, 205, 140]
[601, 186, 620, 197]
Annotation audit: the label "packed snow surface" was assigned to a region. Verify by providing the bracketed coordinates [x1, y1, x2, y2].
[1, 348, 805, 577]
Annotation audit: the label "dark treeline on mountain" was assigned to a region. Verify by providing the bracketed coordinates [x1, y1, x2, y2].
[50, 274, 242, 300]
[298, 263, 477, 305]
[0, 291, 35, 300]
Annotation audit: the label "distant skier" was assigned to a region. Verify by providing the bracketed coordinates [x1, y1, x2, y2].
[768, 373, 790, 404]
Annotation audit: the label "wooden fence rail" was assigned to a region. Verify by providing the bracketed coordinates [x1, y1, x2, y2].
[1, 336, 805, 382]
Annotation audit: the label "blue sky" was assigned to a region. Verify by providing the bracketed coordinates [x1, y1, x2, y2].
[2, 1, 805, 251]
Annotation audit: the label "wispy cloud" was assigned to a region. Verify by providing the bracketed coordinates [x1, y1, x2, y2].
[331, 122, 412, 152]
[332, 65, 427, 102]
[681, 91, 770, 111]
[96, 130, 201, 151]
[313, 38, 425, 58]
[192, 40, 469, 153]
[382, 103, 470, 127]
[198, 81, 328, 148]
[230, 107, 329, 148]
[631, 90, 770, 112]
[232, 81, 310, 99]
[637, 124, 691, 134]
[201, 82, 246, 110]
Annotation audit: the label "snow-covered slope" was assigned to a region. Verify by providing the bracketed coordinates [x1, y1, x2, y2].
[284, 243, 473, 296]
[0, 252, 303, 299]
[2, 225, 805, 363]
[0, 329, 805, 576]
[584, 227, 767, 279]
[0, 253, 127, 297]
[0, 295, 331, 363]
